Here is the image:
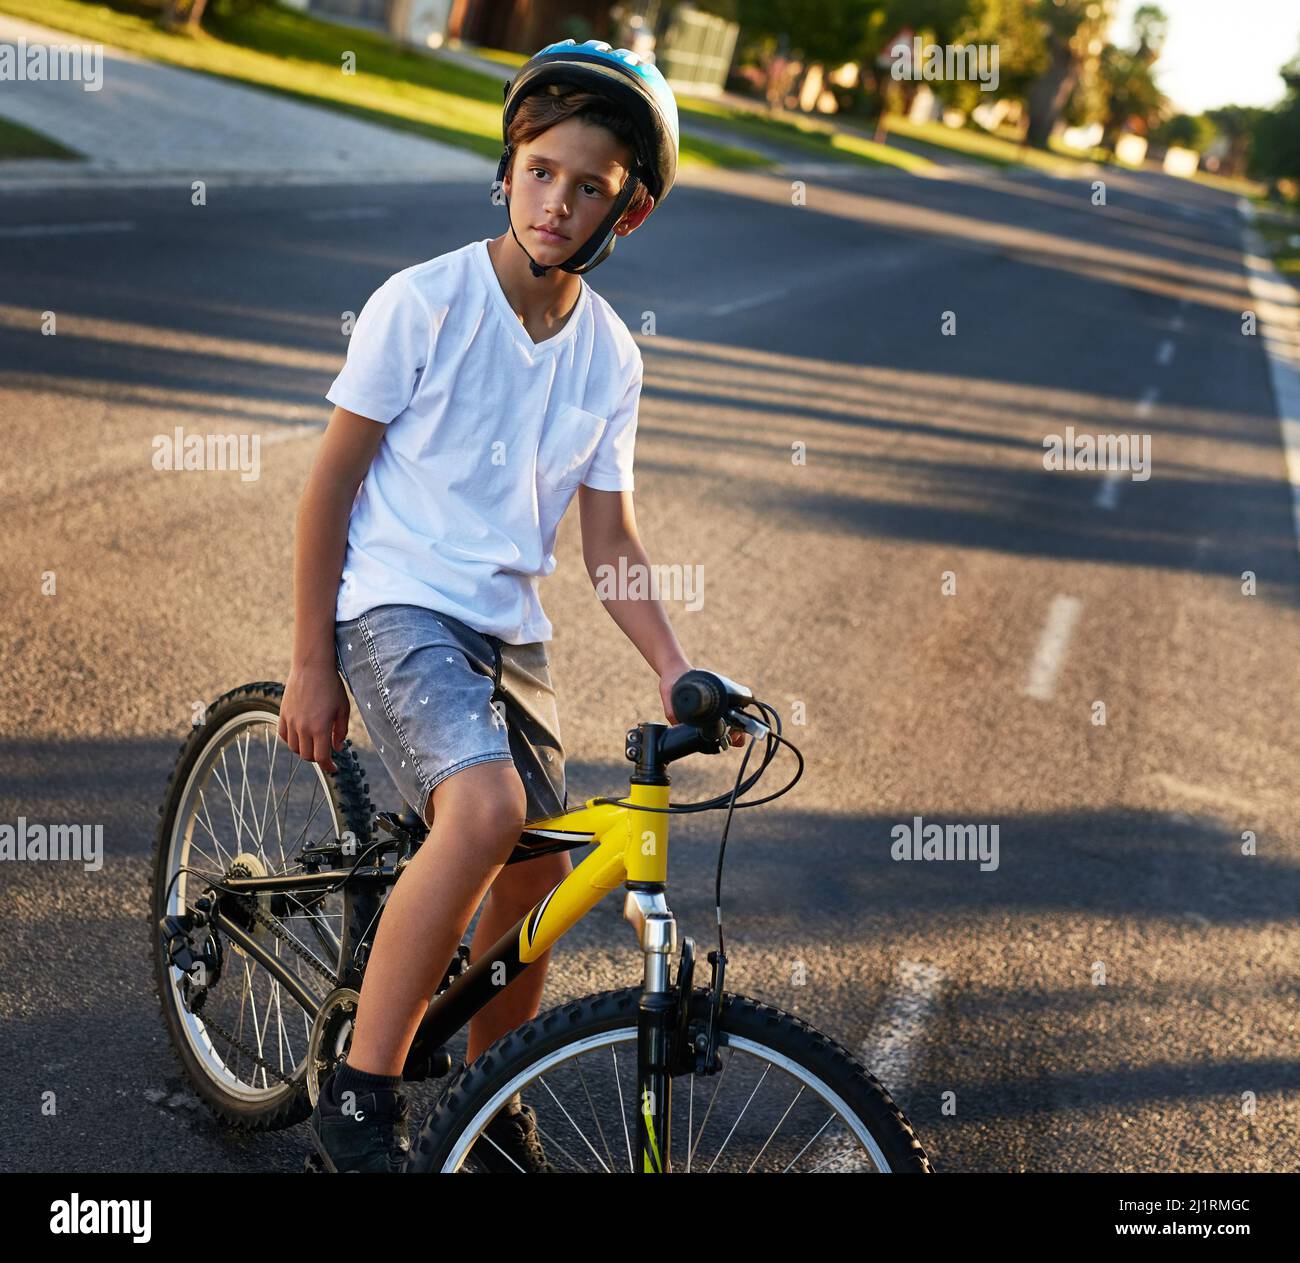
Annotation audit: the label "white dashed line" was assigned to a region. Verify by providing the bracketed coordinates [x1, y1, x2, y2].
[1155, 338, 1175, 366]
[305, 207, 390, 221]
[1023, 595, 1082, 701]
[858, 960, 944, 1112]
[1094, 472, 1122, 510]
[707, 284, 795, 317]
[1136, 386, 1159, 419]
[0, 220, 135, 238]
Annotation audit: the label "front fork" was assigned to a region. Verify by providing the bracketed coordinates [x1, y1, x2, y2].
[625, 889, 729, 1172]
[624, 889, 677, 1172]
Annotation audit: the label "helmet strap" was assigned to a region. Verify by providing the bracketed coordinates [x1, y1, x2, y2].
[493, 145, 642, 278]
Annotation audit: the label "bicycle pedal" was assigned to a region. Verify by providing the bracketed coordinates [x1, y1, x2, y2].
[303, 1151, 326, 1174]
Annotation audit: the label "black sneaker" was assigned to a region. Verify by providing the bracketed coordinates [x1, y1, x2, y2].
[469, 1098, 555, 1173]
[308, 1077, 411, 1173]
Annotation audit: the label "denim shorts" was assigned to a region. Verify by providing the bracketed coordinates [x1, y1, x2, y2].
[334, 603, 567, 826]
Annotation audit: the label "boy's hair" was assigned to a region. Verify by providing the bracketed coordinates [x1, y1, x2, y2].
[506, 82, 654, 219]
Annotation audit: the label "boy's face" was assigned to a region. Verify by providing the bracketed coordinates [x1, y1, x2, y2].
[503, 115, 655, 268]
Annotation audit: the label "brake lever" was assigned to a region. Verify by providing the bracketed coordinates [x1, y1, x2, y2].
[725, 708, 770, 740]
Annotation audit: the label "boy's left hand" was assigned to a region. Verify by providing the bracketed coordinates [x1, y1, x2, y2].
[661, 666, 746, 746]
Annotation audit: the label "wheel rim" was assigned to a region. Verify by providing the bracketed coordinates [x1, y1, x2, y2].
[161, 709, 353, 1102]
[439, 1027, 894, 1172]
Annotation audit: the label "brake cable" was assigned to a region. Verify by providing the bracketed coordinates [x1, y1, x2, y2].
[591, 698, 803, 815]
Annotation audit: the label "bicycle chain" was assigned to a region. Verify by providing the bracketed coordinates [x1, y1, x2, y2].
[191, 890, 341, 1090]
[198, 1008, 300, 1088]
[238, 890, 340, 988]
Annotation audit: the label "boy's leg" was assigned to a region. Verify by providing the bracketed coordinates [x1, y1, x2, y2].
[343, 759, 527, 1077]
[465, 848, 573, 1064]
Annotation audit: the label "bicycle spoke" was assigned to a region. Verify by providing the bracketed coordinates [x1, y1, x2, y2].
[747, 1082, 806, 1173]
[209, 755, 262, 855]
[610, 1045, 634, 1172]
[687, 1047, 731, 1169]
[535, 1074, 612, 1172]
[686, 1072, 694, 1172]
[705, 1060, 772, 1172]
[782, 1109, 839, 1173]
[232, 732, 260, 856]
[194, 789, 235, 871]
[574, 1060, 617, 1174]
[531, 1117, 587, 1172]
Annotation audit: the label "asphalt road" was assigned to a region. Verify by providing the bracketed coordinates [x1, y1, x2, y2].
[0, 156, 1297, 1173]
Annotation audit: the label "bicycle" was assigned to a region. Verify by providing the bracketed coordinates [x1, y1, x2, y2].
[152, 667, 934, 1172]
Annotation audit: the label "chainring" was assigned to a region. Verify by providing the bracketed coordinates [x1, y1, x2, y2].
[306, 986, 360, 1108]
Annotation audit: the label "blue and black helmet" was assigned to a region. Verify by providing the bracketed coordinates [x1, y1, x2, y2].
[494, 39, 680, 276]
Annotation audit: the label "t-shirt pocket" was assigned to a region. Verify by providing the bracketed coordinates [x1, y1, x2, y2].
[537, 404, 609, 492]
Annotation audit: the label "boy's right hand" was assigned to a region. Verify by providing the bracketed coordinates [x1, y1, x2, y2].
[280, 662, 350, 775]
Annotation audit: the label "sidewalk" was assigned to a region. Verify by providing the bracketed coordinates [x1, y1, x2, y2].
[0, 14, 496, 191]
[434, 41, 999, 172]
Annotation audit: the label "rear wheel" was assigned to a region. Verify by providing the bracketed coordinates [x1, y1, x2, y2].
[406, 986, 933, 1172]
[150, 682, 379, 1130]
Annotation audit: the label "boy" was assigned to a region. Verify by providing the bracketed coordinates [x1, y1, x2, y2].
[278, 40, 739, 1172]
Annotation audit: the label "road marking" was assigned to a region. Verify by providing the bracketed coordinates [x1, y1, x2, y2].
[1170, 314, 1185, 332]
[708, 284, 795, 317]
[1155, 338, 1175, 365]
[1023, 595, 1082, 700]
[1145, 771, 1260, 815]
[858, 960, 943, 1113]
[705, 243, 931, 317]
[1239, 204, 1300, 562]
[1136, 386, 1159, 418]
[259, 423, 323, 445]
[305, 207, 389, 221]
[1095, 472, 1122, 510]
[0, 220, 135, 238]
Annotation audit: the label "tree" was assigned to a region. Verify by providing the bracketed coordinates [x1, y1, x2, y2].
[1130, 3, 1167, 62]
[1205, 105, 1263, 178]
[1099, 48, 1162, 142]
[1250, 40, 1300, 195]
[1023, 0, 1115, 148]
[161, 0, 210, 31]
[1153, 112, 1213, 151]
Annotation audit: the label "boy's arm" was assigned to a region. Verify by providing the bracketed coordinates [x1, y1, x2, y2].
[280, 405, 386, 771]
[578, 487, 743, 742]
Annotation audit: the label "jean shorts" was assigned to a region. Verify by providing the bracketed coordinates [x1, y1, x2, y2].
[334, 603, 567, 826]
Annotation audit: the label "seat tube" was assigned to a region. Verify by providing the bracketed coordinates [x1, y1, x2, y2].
[624, 890, 678, 1172]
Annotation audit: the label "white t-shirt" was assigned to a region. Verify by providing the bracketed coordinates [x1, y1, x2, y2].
[326, 237, 643, 644]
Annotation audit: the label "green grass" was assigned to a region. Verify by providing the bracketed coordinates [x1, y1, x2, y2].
[0, 114, 82, 159]
[0, 1, 769, 171]
[678, 94, 933, 173]
[882, 114, 1105, 175]
[1187, 168, 1265, 198]
[1256, 217, 1300, 274]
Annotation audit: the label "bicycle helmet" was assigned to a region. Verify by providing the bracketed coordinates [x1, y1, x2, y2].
[493, 38, 680, 277]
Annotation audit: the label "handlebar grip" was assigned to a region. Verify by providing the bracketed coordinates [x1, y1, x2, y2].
[671, 670, 723, 725]
[671, 669, 752, 726]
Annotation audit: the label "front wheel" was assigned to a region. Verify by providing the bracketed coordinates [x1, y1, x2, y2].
[405, 986, 933, 1173]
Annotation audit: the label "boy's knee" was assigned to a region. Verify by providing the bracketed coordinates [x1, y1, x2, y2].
[429, 760, 526, 845]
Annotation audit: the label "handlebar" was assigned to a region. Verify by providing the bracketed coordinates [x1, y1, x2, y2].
[670, 669, 754, 727]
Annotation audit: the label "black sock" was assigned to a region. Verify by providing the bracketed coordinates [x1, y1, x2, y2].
[329, 1060, 401, 1107]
